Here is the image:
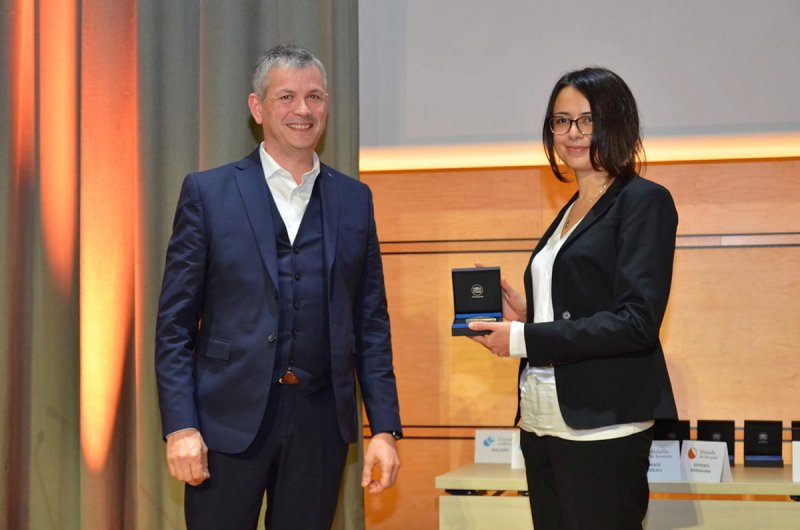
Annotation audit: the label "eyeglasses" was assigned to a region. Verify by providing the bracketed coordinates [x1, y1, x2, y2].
[548, 115, 593, 135]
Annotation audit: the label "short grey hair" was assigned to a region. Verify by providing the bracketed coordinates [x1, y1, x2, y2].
[252, 44, 328, 99]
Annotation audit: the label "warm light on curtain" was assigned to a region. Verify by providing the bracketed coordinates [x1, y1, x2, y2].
[2, 1, 361, 527]
[39, 0, 78, 299]
[79, 0, 138, 473]
[5, 1, 36, 528]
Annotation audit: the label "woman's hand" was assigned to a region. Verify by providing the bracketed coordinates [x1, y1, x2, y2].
[475, 261, 526, 322]
[467, 321, 511, 357]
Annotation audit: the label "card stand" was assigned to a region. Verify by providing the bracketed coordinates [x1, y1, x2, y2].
[792, 422, 800, 482]
[452, 313, 503, 336]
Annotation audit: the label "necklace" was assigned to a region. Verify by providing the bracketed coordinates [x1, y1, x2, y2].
[563, 180, 611, 231]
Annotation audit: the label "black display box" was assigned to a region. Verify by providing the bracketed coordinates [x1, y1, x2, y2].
[653, 420, 691, 450]
[452, 267, 502, 336]
[744, 420, 784, 467]
[793, 421, 800, 442]
[697, 420, 736, 466]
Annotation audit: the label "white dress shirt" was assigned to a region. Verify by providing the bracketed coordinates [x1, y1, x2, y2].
[510, 202, 653, 441]
[258, 142, 321, 244]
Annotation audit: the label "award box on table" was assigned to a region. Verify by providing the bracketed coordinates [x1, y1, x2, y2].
[697, 420, 736, 466]
[653, 419, 691, 450]
[744, 420, 784, 467]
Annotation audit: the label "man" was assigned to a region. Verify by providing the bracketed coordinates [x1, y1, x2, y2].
[155, 45, 401, 529]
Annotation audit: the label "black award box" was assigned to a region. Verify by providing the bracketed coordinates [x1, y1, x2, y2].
[653, 419, 691, 450]
[697, 420, 736, 466]
[452, 267, 502, 336]
[744, 420, 784, 467]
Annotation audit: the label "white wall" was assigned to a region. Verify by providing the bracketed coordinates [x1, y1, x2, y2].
[359, 0, 800, 148]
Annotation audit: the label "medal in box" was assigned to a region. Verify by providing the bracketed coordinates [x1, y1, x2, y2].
[452, 267, 502, 336]
[744, 420, 784, 467]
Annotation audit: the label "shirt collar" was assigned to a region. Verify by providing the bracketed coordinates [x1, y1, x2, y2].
[258, 142, 320, 188]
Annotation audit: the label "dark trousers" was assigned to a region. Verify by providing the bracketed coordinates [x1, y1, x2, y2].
[184, 383, 349, 530]
[520, 427, 653, 530]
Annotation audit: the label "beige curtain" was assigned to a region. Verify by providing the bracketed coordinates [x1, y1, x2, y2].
[0, 0, 362, 528]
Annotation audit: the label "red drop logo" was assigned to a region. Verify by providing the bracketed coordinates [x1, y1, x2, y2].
[688, 448, 697, 459]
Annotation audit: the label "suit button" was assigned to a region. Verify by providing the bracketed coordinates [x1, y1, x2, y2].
[289, 356, 296, 364]
[292, 329, 299, 338]
[293, 247, 300, 254]
[273, 291, 278, 300]
[268, 334, 276, 344]
[294, 273, 301, 281]
[561, 311, 571, 320]
[294, 302, 301, 310]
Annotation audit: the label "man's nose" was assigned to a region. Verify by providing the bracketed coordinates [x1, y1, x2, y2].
[293, 98, 312, 115]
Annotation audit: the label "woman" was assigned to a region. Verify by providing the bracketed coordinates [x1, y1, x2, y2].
[469, 68, 679, 530]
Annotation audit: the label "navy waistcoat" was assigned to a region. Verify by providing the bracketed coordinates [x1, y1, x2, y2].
[266, 178, 332, 394]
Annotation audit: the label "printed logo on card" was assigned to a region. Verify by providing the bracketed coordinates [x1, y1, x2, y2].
[483, 435, 495, 447]
[688, 448, 697, 459]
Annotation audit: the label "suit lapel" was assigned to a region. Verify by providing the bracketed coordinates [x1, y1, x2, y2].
[524, 193, 577, 323]
[318, 164, 340, 299]
[234, 149, 279, 289]
[561, 182, 620, 249]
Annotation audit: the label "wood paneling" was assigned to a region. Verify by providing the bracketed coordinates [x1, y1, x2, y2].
[644, 160, 800, 235]
[664, 246, 800, 421]
[362, 158, 800, 529]
[364, 439, 474, 530]
[382, 252, 526, 427]
[362, 167, 543, 242]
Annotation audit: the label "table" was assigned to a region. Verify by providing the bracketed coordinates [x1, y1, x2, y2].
[436, 463, 800, 529]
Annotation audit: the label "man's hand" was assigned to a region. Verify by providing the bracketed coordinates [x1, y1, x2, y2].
[475, 261, 526, 322]
[468, 321, 512, 357]
[166, 428, 210, 486]
[361, 432, 400, 494]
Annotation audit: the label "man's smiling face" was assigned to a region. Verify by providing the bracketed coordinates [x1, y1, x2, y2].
[253, 65, 328, 162]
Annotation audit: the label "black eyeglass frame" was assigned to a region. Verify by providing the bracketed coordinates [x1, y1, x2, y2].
[548, 115, 593, 135]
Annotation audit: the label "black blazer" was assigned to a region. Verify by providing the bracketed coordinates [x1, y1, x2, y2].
[517, 175, 679, 429]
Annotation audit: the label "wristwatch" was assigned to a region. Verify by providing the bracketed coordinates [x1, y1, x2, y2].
[388, 431, 402, 441]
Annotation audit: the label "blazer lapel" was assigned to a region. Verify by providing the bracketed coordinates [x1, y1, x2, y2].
[318, 164, 340, 299]
[524, 194, 577, 323]
[561, 182, 620, 249]
[234, 149, 279, 289]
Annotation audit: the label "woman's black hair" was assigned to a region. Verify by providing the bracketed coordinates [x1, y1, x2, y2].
[543, 67, 644, 185]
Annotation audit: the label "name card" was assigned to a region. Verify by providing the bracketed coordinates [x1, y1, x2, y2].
[793, 442, 800, 483]
[680, 440, 733, 482]
[647, 440, 681, 481]
[792, 422, 800, 482]
[474, 429, 515, 464]
[511, 430, 525, 469]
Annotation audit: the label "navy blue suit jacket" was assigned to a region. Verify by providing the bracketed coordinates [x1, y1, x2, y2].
[155, 149, 401, 453]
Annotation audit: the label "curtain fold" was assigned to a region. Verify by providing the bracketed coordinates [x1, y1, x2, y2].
[0, 1, 361, 527]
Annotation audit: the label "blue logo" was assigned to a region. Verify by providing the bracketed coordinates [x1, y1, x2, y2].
[483, 436, 495, 447]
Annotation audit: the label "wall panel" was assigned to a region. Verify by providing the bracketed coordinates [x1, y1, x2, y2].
[364, 439, 474, 530]
[363, 167, 543, 242]
[364, 157, 800, 528]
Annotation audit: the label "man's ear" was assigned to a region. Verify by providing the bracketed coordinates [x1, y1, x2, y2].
[247, 93, 263, 124]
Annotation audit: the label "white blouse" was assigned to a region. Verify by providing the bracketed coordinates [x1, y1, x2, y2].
[509, 202, 653, 440]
